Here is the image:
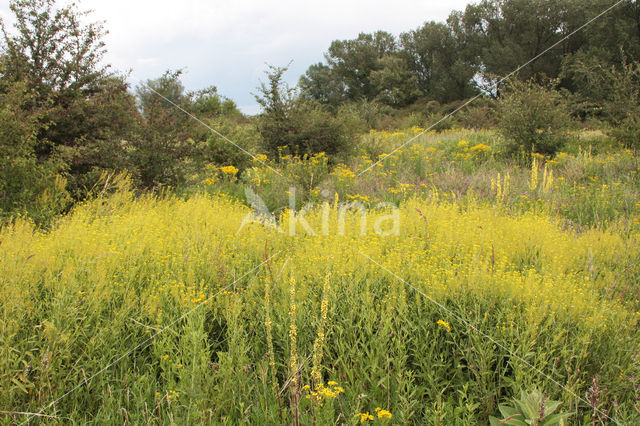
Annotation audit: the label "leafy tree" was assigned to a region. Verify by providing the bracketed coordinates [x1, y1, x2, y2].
[0, 77, 70, 224]
[0, 0, 140, 197]
[400, 21, 477, 103]
[132, 70, 242, 188]
[447, 0, 571, 88]
[299, 62, 346, 107]
[564, 55, 640, 148]
[191, 86, 241, 119]
[132, 70, 198, 188]
[447, 0, 640, 93]
[255, 64, 353, 159]
[561, 0, 640, 70]
[369, 55, 421, 107]
[324, 31, 397, 101]
[136, 70, 189, 132]
[497, 79, 571, 156]
[0, 0, 108, 100]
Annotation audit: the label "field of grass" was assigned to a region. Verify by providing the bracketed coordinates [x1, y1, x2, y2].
[2, 129, 640, 424]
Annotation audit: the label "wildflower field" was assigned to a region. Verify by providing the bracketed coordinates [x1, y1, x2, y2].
[2, 129, 640, 424]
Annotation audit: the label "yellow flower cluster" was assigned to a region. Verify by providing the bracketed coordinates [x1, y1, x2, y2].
[375, 407, 392, 419]
[219, 165, 239, 176]
[470, 143, 491, 153]
[356, 408, 392, 422]
[437, 319, 451, 332]
[357, 412, 374, 422]
[304, 381, 344, 405]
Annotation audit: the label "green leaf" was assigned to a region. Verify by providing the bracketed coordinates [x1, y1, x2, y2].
[540, 412, 572, 426]
[498, 404, 520, 418]
[11, 377, 28, 393]
[543, 399, 562, 415]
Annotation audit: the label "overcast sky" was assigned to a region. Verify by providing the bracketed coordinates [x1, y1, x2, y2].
[0, 0, 472, 114]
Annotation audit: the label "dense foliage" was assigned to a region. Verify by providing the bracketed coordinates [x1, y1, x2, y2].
[254, 65, 354, 160]
[301, 0, 640, 109]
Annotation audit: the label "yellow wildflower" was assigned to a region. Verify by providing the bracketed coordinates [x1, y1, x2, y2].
[357, 412, 374, 422]
[377, 409, 392, 419]
[437, 319, 451, 332]
[219, 165, 239, 176]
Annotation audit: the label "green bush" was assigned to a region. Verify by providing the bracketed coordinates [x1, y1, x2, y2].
[609, 112, 640, 150]
[425, 112, 454, 132]
[1, 0, 141, 201]
[336, 100, 392, 132]
[0, 80, 71, 226]
[255, 65, 355, 160]
[457, 103, 498, 129]
[205, 118, 263, 170]
[497, 80, 572, 157]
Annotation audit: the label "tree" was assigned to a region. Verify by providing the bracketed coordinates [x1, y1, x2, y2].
[191, 86, 240, 119]
[369, 55, 421, 107]
[132, 70, 197, 188]
[299, 62, 346, 107]
[497, 79, 571, 156]
[564, 55, 640, 148]
[255, 64, 353, 159]
[0, 76, 70, 224]
[0, 0, 108, 100]
[0, 0, 140, 198]
[400, 21, 477, 103]
[325, 31, 397, 101]
[133, 70, 245, 188]
[446, 0, 640, 94]
[136, 70, 189, 132]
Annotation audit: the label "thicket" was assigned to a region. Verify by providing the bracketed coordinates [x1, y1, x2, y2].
[497, 79, 572, 157]
[254, 65, 354, 160]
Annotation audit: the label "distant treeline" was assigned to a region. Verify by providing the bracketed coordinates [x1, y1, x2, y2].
[299, 0, 640, 109]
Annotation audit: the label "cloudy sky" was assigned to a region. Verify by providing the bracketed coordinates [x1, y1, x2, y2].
[1, 0, 472, 114]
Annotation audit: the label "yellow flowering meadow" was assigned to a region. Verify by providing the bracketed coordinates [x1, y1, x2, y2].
[1, 155, 639, 423]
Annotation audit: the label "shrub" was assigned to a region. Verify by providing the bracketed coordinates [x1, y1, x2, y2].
[0, 80, 70, 226]
[205, 118, 263, 171]
[563, 55, 640, 133]
[425, 111, 454, 133]
[1, 0, 141, 200]
[497, 80, 572, 157]
[336, 100, 391, 132]
[254, 65, 355, 160]
[457, 103, 498, 129]
[609, 112, 640, 150]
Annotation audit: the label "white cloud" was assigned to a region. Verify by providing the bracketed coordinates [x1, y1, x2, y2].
[1, 0, 473, 113]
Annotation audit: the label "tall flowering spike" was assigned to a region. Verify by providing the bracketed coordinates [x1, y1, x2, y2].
[542, 165, 554, 195]
[288, 276, 298, 385]
[530, 157, 539, 192]
[504, 173, 511, 199]
[264, 278, 279, 393]
[312, 272, 331, 387]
